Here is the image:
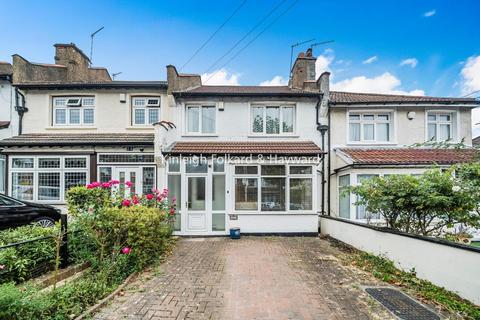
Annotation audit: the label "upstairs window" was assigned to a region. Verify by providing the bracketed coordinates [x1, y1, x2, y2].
[251, 105, 295, 134]
[427, 112, 455, 142]
[348, 112, 392, 143]
[186, 105, 216, 134]
[53, 97, 95, 126]
[132, 97, 161, 126]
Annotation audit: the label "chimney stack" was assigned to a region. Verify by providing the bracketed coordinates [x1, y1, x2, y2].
[289, 48, 317, 90]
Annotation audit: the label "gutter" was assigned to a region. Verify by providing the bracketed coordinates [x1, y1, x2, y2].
[173, 91, 320, 98]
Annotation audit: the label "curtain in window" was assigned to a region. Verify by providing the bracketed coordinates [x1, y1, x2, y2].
[187, 107, 200, 132]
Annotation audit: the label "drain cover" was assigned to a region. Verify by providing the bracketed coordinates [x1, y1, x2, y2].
[365, 287, 439, 320]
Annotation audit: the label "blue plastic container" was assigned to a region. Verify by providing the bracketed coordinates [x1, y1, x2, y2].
[229, 227, 241, 239]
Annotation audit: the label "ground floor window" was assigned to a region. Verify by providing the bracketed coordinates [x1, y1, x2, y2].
[10, 156, 88, 202]
[234, 164, 314, 212]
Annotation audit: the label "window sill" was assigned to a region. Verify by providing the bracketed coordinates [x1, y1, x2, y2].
[46, 126, 97, 130]
[230, 211, 317, 215]
[346, 141, 398, 146]
[182, 134, 219, 137]
[126, 126, 154, 130]
[247, 134, 300, 138]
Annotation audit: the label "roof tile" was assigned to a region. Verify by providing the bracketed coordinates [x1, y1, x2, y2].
[339, 148, 477, 165]
[168, 141, 322, 155]
[0, 133, 154, 146]
[330, 91, 478, 105]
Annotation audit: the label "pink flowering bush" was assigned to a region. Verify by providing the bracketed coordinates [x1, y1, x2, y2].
[66, 180, 175, 270]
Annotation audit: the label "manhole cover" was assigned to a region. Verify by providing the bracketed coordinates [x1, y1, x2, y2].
[365, 287, 440, 320]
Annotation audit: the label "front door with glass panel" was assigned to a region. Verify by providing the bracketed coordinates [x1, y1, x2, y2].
[186, 176, 207, 232]
[113, 167, 141, 197]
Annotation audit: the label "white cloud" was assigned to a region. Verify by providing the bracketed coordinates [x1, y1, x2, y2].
[259, 75, 288, 86]
[362, 56, 378, 64]
[201, 68, 240, 85]
[331, 72, 425, 96]
[424, 9, 436, 17]
[315, 49, 335, 76]
[461, 55, 480, 94]
[400, 58, 418, 68]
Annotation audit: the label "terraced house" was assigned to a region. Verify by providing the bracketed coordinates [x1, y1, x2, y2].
[0, 44, 478, 235]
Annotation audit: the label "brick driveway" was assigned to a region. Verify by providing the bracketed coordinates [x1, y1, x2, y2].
[95, 237, 393, 320]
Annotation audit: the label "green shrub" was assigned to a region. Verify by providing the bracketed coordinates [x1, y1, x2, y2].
[0, 225, 57, 284]
[66, 186, 111, 216]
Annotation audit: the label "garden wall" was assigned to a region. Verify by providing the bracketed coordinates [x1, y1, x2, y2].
[320, 216, 480, 305]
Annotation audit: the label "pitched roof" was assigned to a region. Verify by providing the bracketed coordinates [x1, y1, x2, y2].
[0, 62, 12, 77]
[338, 148, 477, 165]
[173, 85, 320, 97]
[166, 141, 322, 155]
[0, 133, 154, 147]
[330, 91, 478, 105]
[474, 136, 480, 147]
[15, 81, 167, 90]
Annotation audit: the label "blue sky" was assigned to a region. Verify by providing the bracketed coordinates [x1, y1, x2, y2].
[1, 0, 479, 133]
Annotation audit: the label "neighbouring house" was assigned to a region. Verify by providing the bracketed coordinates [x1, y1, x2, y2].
[0, 61, 15, 194]
[0, 43, 167, 208]
[0, 44, 478, 235]
[474, 135, 480, 146]
[329, 91, 479, 221]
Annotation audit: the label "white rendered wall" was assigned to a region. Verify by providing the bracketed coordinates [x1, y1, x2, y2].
[320, 217, 480, 304]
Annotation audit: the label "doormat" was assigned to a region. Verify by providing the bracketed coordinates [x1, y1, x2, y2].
[365, 287, 440, 320]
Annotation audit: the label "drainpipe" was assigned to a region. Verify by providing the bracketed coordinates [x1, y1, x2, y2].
[327, 105, 331, 216]
[14, 88, 28, 135]
[316, 96, 328, 216]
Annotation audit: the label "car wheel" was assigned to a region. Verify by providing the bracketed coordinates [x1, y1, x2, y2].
[34, 217, 55, 228]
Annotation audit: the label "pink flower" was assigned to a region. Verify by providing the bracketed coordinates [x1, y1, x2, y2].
[121, 247, 131, 255]
[110, 180, 120, 185]
[125, 181, 133, 188]
[172, 196, 176, 204]
[87, 181, 101, 189]
[132, 195, 139, 205]
[169, 207, 175, 215]
[146, 194, 154, 200]
[121, 199, 131, 207]
[101, 182, 111, 189]
[0, 264, 5, 270]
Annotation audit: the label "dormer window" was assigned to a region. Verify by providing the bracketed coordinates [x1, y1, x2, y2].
[53, 96, 95, 126]
[132, 97, 161, 126]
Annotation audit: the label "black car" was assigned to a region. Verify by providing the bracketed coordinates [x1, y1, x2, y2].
[0, 194, 62, 230]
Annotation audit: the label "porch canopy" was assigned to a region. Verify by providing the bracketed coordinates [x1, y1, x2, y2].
[336, 147, 477, 167]
[164, 141, 323, 156]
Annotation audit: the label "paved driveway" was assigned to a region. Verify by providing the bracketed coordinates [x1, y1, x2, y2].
[95, 237, 393, 320]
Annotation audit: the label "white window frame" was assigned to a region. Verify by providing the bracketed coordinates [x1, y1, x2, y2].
[232, 163, 315, 214]
[184, 104, 217, 135]
[425, 110, 458, 142]
[53, 96, 95, 126]
[346, 109, 395, 144]
[249, 104, 296, 135]
[9, 155, 89, 203]
[131, 96, 161, 126]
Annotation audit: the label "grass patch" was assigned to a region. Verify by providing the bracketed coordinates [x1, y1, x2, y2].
[330, 238, 480, 320]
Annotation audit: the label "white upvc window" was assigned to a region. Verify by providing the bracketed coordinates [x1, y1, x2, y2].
[348, 112, 392, 143]
[9, 156, 89, 203]
[186, 105, 216, 134]
[132, 97, 161, 125]
[251, 105, 295, 134]
[427, 111, 455, 142]
[53, 97, 95, 126]
[233, 164, 313, 212]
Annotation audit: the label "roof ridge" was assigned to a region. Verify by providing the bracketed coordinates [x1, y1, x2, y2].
[331, 90, 464, 100]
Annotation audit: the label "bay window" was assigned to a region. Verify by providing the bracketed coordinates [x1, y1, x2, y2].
[427, 112, 455, 141]
[132, 97, 161, 125]
[53, 97, 95, 126]
[348, 112, 392, 143]
[186, 105, 216, 134]
[234, 164, 313, 212]
[10, 156, 89, 202]
[251, 105, 295, 134]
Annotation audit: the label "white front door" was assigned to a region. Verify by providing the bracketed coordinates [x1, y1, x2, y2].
[186, 176, 207, 232]
[113, 167, 141, 196]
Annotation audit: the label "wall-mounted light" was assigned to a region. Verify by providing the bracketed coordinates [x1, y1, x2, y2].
[407, 111, 416, 120]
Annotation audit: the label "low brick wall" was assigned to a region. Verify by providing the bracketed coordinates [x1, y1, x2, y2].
[320, 216, 480, 305]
